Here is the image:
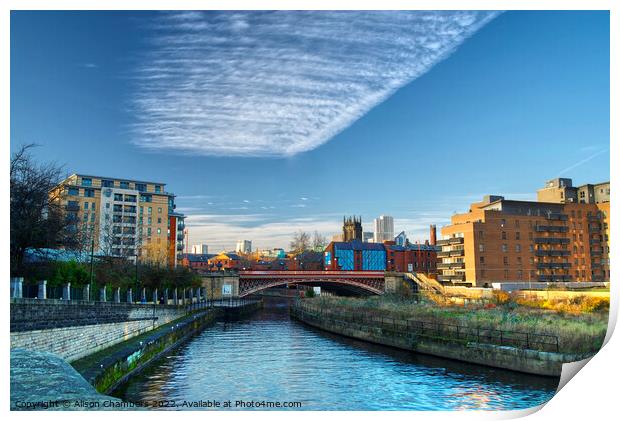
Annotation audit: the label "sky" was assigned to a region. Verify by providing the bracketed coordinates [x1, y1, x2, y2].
[10, 11, 610, 251]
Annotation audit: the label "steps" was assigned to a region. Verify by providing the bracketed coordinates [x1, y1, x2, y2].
[404, 272, 445, 294]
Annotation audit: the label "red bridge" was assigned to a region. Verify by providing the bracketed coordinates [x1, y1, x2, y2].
[238, 270, 385, 297]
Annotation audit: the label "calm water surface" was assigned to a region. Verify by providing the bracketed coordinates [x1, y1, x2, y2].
[115, 298, 559, 410]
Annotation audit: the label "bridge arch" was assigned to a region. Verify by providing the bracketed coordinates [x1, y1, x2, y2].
[238, 271, 385, 297]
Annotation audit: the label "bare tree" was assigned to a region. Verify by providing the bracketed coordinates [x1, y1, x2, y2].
[10, 144, 77, 275]
[312, 231, 328, 251]
[290, 230, 311, 254]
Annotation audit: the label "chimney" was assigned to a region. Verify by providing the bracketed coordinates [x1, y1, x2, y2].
[430, 224, 437, 246]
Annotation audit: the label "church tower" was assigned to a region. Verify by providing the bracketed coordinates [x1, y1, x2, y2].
[343, 216, 363, 242]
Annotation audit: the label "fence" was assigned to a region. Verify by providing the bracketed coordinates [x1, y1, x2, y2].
[293, 302, 559, 353]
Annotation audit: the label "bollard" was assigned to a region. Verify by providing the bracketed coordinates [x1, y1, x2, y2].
[62, 283, 71, 301]
[83, 284, 90, 301]
[127, 288, 133, 303]
[153, 288, 158, 304]
[38, 280, 47, 300]
[10, 277, 23, 299]
[173, 288, 178, 305]
[100, 287, 107, 302]
[114, 287, 120, 303]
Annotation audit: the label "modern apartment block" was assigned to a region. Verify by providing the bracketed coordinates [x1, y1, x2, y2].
[373, 215, 394, 243]
[191, 244, 209, 255]
[437, 179, 610, 287]
[51, 174, 186, 267]
[236, 240, 252, 254]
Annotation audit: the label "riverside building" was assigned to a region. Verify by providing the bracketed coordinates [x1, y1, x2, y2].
[437, 179, 610, 287]
[51, 173, 186, 267]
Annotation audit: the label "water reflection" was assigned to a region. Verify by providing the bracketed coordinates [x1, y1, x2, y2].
[115, 297, 559, 410]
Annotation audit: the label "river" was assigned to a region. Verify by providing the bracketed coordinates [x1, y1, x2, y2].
[114, 297, 559, 410]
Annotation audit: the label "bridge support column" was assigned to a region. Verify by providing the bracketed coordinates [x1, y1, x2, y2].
[140, 287, 146, 303]
[114, 287, 120, 303]
[38, 280, 47, 300]
[62, 283, 71, 301]
[127, 288, 133, 303]
[83, 284, 90, 301]
[152, 288, 158, 304]
[100, 287, 107, 302]
[11, 277, 23, 299]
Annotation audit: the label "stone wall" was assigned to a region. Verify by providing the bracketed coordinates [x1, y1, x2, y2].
[291, 301, 577, 377]
[10, 299, 190, 362]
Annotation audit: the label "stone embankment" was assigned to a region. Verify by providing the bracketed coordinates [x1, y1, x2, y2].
[291, 301, 579, 377]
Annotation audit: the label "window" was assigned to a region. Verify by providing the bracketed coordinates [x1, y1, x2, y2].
[148, 207, 152, 214]
[479, 244, 484, 252]
[529, 244, 534, 252]
[81, 177, 92, 186]
[501, 231, 507, 240]
[84, 189, 95, 198]
[148, 217, 152, 225]
[501, 219, 506, 226]
[102, 179, 114, 187]
[157, 217, 162, 224]
[515, 220, 520, 228]
[504, 269, 509, 279]
[68, 187, 79, 196]
[136, 183, 146, 192]
[140, 206, 143, 214]
[158, 207, 162, 213]
[157, 228, 161, 235]
[517, 270, 523, 279]
[502, 244, 508, 252]
[478, 230, 484, 239]
[515, 232, 520, 240]
[84, 202, 89, 210]
[147, 228, 152, 236]
[517, 256, 522, 264]
[479, 256, 485, 264]
[91, 213, 95, 222]
[91, 203, 95, 211]
[120, 181, 130, 189]
[114, 193, 123, 201]
[140, 195, 152, 203]
[503, 256, 508, 265]
[106, 203, 110, 209]
[515, 244, 521, 253]
[155, 185, 162, 193]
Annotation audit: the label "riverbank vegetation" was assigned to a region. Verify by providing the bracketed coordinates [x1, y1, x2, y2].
[307, 295, 608, 355]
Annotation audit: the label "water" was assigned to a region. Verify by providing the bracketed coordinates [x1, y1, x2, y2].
[115, 298, 559, 410]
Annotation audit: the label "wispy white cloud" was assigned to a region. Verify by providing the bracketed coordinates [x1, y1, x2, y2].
[130, 11, 500, 157]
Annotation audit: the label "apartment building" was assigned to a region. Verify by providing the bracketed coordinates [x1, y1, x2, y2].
[373, 215, 394, 243]
[51, 174, 186, 267]
[438, 179, 610, 287]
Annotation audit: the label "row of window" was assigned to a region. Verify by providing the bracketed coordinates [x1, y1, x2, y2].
[81, 177, 163, 193]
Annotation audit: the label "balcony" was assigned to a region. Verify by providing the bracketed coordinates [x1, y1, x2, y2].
[437, 251, 451, 258]
[177, 233, 184, 241]
[177, 244, 184, 251]
[439, 274, 465, 282]
[437, 262, 465, 270]
[537, 262, 572, 269]
[178, 223, 185, 231]
[590, 238, 601, 244]
[450, 249, 464, 257]
[535, 225, 568, 233]
[535, 250, 570, 257]
[534, 237, 570, 244]
[546, 213, 568, 221]
[588, 214, 600, 222]
[436, 237, 464, 246]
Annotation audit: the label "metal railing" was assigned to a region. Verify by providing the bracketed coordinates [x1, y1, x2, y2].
[292, 303, 560, 353]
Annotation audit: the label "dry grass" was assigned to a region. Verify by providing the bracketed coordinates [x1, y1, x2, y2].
[309, 295, 609, 355]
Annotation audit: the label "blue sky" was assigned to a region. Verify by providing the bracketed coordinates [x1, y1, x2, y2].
[11, 11, 610, 251]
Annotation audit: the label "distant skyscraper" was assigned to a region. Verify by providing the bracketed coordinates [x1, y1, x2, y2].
[373, 215, 394, 243]
[235, 240, 252, 254]
[191, 244, 209, 255]
[363, 232, 374, 242]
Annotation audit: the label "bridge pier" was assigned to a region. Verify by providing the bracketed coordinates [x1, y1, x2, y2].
[200, 273, 240, 299]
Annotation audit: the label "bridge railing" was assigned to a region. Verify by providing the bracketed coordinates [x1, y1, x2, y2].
[292, 302, 559, 353]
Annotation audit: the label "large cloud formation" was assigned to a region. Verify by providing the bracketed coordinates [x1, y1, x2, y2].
[131, 11, 499, 157]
